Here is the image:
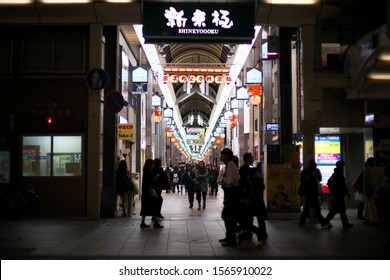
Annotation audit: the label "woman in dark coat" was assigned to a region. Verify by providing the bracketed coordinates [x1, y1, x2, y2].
[196, 160, 208, 210]
[153, 158, 170, 221]
[140, 159, 162, 228]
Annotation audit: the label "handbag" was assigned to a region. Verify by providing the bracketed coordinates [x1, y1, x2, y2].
[354, 192, 365, 202]
[130, 181, 139, 196]
[148, 187, 158, 199]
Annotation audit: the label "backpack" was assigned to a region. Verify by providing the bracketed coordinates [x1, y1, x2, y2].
[298, 183, 306, 196]
[327, 175, 335, 193]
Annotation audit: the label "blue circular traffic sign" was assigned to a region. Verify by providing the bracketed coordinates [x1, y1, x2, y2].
[104, 91, 124, 113]
[86, 68, 109, 90]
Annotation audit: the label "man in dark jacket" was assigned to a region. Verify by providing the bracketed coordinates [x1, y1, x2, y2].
[324, 160, 353, 228]
[238, 153, 268, 243]
[299, 159, 329, 229]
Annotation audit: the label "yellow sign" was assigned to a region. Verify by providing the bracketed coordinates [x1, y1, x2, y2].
[117, 123, 134, 140]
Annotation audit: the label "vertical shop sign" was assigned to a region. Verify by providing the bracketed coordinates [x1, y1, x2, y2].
[118, 123, 134, 141]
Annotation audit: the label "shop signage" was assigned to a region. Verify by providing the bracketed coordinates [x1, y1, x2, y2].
[118, 123, 134, 141]
[131, 67, 148, 83]
[266, 123, 279, 131]
[152, 95, 162, 107]
[236, 86, 249, 100]
[246, 67, 262, 84]
[163, 108, 174, 118]
[143, 2, 255, 43]
[161, 74, 231, 84]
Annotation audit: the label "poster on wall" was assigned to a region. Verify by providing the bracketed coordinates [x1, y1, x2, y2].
[265, 145, 301, 212]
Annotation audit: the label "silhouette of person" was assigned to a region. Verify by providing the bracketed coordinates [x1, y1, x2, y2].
[299, 159, 330, 229]
[323, 160, 353, 228]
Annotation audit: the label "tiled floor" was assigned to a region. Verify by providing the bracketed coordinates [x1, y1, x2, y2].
[0, 191, 389, 259]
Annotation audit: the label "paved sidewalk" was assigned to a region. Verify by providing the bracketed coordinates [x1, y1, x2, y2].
[0, 191, 389, 259]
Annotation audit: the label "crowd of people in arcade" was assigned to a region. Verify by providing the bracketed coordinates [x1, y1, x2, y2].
[115, 150, 390, 247]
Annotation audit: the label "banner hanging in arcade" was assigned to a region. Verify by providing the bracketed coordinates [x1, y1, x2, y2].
[142, 2, 255, 43]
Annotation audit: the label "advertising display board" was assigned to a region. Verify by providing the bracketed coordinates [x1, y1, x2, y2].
[265, 145, 302, 213]
[296, 135, 341, 191]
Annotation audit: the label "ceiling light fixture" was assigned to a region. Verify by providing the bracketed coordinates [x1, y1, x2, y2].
[0, 0, 32, 4]
[39, 0, 91, 3]
[163, 65, 230, 75]
[264, 0, 319, 4]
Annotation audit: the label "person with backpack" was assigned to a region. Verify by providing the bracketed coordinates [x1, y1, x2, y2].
[323, 160, 353, 228]
[299, 159, 330, 229]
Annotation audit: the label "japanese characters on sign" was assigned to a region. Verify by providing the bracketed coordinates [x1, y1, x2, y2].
[164, 6, 234, 33]
[143, 2, 255, 43]
[118, 123, 134, 141]
[160, 74, 232, 84]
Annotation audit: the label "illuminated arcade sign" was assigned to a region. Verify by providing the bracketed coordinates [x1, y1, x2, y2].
[143, 2, 255, 43]
[161, 74, 231, 84]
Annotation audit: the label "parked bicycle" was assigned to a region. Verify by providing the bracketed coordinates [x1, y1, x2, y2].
[0, 184, 40, 218]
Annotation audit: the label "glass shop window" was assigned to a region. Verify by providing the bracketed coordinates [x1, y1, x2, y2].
[22, 136, 51, 176]
[52, 136, 82, 176]
[22, 135, 82, 177]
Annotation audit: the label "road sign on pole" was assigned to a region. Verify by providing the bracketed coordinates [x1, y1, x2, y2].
[104, 91, 124, 113]
[86, 68, 109, 90]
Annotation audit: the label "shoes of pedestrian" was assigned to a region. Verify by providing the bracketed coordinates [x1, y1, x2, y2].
[256, 232, 268, 242]
[140, 222, 150, 229]
[321, 223, 332, 230]
[203, 204, 206, 209]
[153, 222, 164, 229]
[343, 223, 353, 228]
[158, 214, 165, 219]
[189, 204, 193, 208]
[238, 233, 246, 244]
[221, 239, 236, 247]
[219, 237, 229, 243]
[358, 216, 365, 220]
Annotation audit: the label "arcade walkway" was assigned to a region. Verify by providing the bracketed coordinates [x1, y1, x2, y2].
[0, 192, 389, 259]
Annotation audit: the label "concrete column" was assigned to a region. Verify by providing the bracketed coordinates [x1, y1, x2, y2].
[86, 24, 103, 220]
[279, 27, 295, 146]
[301, 25, 319, 167]
[101, 26, 120, 218]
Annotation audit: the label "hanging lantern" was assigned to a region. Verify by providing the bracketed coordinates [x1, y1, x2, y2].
[248, 84, 261, 105]
[229, 114, 239, 128]
[153, 108, 161, 122]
